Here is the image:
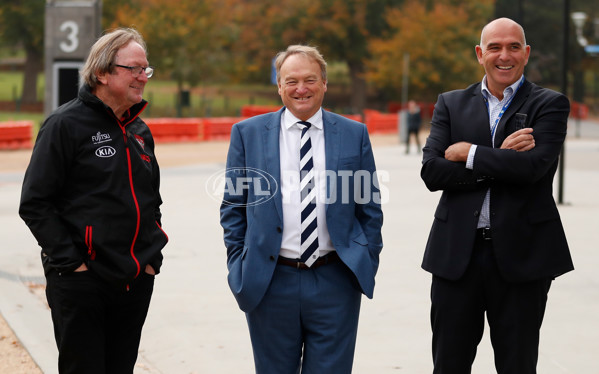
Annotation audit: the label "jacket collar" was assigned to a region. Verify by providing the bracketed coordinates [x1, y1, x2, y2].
[79, 84, 147, 124]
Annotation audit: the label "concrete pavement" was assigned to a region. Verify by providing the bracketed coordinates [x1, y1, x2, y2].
[1, 119, 598, 373]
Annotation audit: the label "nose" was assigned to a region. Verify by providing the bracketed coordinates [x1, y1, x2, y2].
[499, 47, 511, 60]
[296, 82, 309, 94]
[137, 72, 149, 82]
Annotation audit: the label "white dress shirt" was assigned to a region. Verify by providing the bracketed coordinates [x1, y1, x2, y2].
[467, 75, 523, 228]
[279, 109, 334, 259]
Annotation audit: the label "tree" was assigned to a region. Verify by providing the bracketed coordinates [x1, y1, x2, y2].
[366, 0, 494, 103]
[230, 0, 404, 114]
[0, 0, 44, 104]
[108, 0, 237, 104]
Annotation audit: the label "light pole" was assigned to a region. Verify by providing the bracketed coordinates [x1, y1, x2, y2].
[571, 12, 588, 47]
[571, 11, 588, 138]
[557, 0, 569, 205]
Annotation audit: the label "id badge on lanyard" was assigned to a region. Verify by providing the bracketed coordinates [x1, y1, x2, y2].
[485, 76, 525, 147]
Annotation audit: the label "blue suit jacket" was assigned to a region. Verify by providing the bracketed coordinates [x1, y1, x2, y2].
[220, 108, 384, 312]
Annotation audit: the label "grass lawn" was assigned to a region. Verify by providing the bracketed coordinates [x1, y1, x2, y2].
[1, 71, 280, 120]
[0, 112, 44, 124]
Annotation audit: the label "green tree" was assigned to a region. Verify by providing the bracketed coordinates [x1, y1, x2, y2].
[0, 0, 44, 104]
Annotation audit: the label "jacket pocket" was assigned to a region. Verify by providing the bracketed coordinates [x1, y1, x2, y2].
[434, 204, 448, 222]
[528, 205, 560, 224]
[340, 155, 360, 170]
[352, 230, 369, 246]
[85, 226, 96, 260]
[156, 221, 169, 241]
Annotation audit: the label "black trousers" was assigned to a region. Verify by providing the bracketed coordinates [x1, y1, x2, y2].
[45, 269, 154, 374]
[430, 236, 552, 374]
[405, 128, 421, 153]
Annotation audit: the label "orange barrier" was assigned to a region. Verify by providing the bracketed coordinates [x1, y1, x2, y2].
[241, 105, 282, 117]
[201, 117, 249, 141]
[340, 114, 363, 123]
[388, 102, 434, 119]
[364, 110, 398, 134]
[0, 120, 33, 149]
[145, 118, 202, 143]
[242, 105, 364, 123]
[571, 102, 589, 119]
[143, 111, 379, 144]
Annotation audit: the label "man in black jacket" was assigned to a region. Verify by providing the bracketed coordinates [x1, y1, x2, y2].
[421, 18, 574, 373]
[19, 28, 168, 374]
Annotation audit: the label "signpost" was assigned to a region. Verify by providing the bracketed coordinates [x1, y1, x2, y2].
[44, 0, 101, 117]
[584, 45, 599, 55]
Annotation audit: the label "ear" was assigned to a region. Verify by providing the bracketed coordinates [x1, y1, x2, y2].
[323, 80, 327, 93]
[475, 45, 483, 65]
[96, 70, 109, 85]
[524, 45, 531, 65]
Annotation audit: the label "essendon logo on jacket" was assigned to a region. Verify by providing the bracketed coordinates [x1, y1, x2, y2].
[95, 146, 116, 158]
[134, 134, 145, 149]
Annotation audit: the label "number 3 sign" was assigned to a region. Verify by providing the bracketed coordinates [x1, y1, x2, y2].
[59, 20, 79, 54]
[44, 1, 101, 116]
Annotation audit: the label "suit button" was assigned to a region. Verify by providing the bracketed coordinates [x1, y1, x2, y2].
[276, 227, 282, 233]
[269, 255, 275, 261]
[474, 210, 479, 217]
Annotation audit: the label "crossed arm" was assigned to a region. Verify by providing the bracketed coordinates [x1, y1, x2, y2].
[444, 127, 535, 162]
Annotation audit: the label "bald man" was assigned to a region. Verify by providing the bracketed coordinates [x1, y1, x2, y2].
[420, 18, 573, 373]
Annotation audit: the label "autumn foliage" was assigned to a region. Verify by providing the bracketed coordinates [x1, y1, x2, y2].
[103, 0, 494, 105]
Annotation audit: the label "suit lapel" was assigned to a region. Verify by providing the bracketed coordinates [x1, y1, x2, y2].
[322, 109, 340, 211]
[496, 79, 532, 144]
[470, 87, 494, 147]
[263, 108, 283, 220]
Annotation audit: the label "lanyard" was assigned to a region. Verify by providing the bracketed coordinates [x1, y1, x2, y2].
[485, 76, 525, 146]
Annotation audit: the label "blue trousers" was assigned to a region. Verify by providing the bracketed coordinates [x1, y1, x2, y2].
[246, 260, 362, 374]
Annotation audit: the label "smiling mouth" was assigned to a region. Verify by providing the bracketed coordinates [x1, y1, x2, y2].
[294, 96, 312, 101]
[497, 65, 514, 70]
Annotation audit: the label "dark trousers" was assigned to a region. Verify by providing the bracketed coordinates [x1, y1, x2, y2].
[45, 270, 154, 374]
[430, 236, 552, 374]
[246, 260, 362, 374]
[405, 128, 421, 153]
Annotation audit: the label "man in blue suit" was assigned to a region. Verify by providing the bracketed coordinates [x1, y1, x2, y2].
[220, 45, 383, 373]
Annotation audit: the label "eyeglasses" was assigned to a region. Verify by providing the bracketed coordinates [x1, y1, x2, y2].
[113, 64, 154, 78]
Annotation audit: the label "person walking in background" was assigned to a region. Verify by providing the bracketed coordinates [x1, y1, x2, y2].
[405, 99, 422, 154]
[420, 18, 573, 373]
[220, 45, 383, 373]
[19, 28, 168, 374]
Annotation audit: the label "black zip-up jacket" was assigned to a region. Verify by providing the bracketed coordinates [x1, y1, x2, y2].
[19, 84, 168, 288]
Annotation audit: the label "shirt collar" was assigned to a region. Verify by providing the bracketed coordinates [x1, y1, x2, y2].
[282, 108, 324, 131]
[481, 75, 524, 101]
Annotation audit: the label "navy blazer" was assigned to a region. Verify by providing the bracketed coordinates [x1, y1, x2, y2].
[421, 79, 574, 282]
[221, 108, 384, 312]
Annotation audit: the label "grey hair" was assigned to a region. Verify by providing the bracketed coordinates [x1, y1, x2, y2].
[274, 45, 327, 83]
[80, 28, 147, 89]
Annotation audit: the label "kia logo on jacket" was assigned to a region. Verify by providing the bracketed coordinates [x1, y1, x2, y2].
[95, 146, 116, 158]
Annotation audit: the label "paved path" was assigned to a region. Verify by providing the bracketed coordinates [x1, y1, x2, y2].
[0, 119, 598, 373]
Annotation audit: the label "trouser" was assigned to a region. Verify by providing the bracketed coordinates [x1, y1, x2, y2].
[246, 260, 362, 374]
[430, 235, 552, 374]
[45, 269, 154, 374]
[405, 129, 421, 152]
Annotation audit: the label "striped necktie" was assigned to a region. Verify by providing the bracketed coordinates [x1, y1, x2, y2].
[297, 121, 319, 266]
